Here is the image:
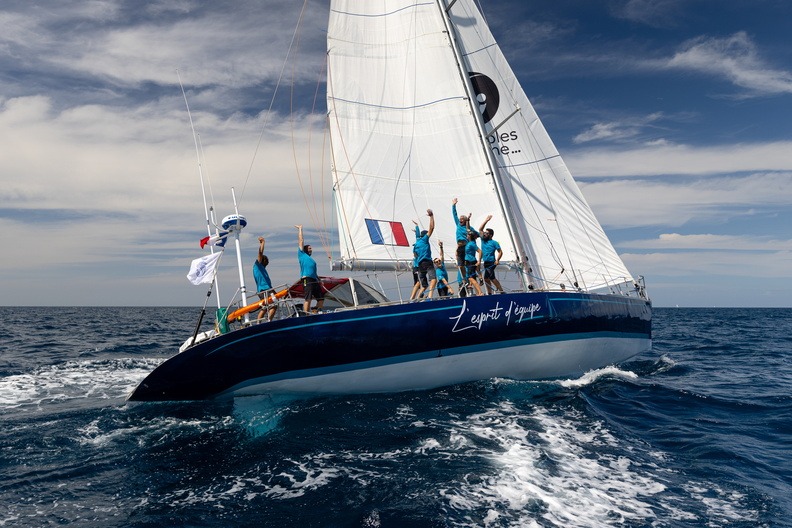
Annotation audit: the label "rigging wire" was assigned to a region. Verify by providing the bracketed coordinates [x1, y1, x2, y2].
[196, 133, 216, 223]
[312, 62, 333, 255]
[290, 26, 334, 261]
[236, 0, 309, 210]
[517, 111, 617, 288]
[177, 70, 216, 225]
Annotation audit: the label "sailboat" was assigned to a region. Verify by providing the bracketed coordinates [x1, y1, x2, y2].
[129, 0, 651, 401]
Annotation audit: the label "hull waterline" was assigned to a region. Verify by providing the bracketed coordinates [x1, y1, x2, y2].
[128, 291, 651, 401]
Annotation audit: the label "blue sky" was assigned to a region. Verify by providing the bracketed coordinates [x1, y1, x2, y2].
[1, 0, 790, 307]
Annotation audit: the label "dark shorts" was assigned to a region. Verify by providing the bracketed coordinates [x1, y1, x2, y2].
[482, 261, 497, 280]
[418, 259, 436, 287]
[302, 277, 324, 301]
[465, 260, 478, 279]
[437, 285, 450, 297]
[455, 243, 466, 264]
[257, 288, 275, 300]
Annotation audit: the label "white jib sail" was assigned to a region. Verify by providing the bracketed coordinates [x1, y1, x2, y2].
[327, 0, 635, 292]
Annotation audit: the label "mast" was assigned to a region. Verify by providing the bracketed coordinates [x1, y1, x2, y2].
[223, 188, 250, 324]
[434, 0, 536, 291]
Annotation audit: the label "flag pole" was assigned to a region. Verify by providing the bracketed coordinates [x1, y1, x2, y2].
[189, 275, 216, 349]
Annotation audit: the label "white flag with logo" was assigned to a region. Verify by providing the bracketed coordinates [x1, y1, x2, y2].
[186, 251, 222, 285]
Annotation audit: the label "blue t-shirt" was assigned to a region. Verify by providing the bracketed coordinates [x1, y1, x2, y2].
[298, 249, 318, 279]
[452, 203, 478, 243]
[253, 260, 272, 291]
[481, 239, 501, 263]
[436, 263, 449, 283]
[464, 240, 480, 262]
[413, 235, 432, 262]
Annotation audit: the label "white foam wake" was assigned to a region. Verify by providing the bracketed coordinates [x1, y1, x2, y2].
[557, 365, 638, 389]
[114, 398, 759, 526]
[0, 358, 163, 411]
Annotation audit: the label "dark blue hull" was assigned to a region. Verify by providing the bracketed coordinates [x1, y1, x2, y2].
[128, 291, 651, 401]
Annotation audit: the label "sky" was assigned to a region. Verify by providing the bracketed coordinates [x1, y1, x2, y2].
[1, 0, 790, 308]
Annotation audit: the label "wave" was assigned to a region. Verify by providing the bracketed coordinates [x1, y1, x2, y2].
[557, 366, 638, 389]
[104, 396, 763, 527]
[0, 358, 163, 412]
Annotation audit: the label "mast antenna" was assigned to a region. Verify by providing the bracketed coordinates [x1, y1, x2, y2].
[178, 69, 222, 307]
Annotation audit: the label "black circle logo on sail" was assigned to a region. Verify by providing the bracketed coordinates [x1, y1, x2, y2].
[468, 72, 500, 123]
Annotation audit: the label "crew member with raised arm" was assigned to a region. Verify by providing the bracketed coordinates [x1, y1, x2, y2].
[478, 215, 504, 294]
[296, 225, 324, 314]
[409, 223, 423, 300]
[452, 198, 479, 295]
[253, 236, 278, 321]
[410, 209, 437, 299]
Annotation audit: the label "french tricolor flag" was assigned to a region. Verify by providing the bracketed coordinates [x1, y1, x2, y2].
[200, 231, 229, 249]
[365, 219, 409, 247]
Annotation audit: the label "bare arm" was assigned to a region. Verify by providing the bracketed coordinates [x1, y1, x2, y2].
[479, 214, 492, 233]
[295, 225, 303, 249]
[438, 241, 444, 261]
[426, 209, 435, 237]
[258, 236, 266, 263]
[495, 247, 503, 265]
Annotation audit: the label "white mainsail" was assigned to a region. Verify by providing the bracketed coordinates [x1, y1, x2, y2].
[327, 0, 634, 292]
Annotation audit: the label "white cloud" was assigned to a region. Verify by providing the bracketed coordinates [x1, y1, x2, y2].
[0, 92, 332, 306]
[572, 112, 665, 144]
[0, 94, 328, 213]
[613, 0, 684, 28]
[0, 1, 327, 90]
[568, 142, 792, 177]
[623, 249, 792, 280]
[580, 172, 791, 229]
[145, 0, 197, 17]
[622, 233, 792, 251]
[621, 250, 792, 307]
[573, 122, 637, 143]
[665, 32, 792, 96]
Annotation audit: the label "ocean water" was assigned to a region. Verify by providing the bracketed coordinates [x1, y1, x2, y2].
[0, 307, 789, 527]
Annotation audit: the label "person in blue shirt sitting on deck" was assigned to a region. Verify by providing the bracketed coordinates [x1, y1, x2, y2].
[253, 236, 278, 321]
[296, 225, 324, 314]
